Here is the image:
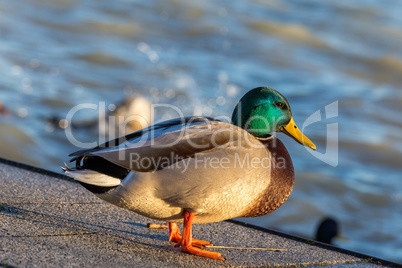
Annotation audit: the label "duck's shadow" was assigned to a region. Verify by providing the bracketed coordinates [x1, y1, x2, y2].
[120, 221, 147, 228]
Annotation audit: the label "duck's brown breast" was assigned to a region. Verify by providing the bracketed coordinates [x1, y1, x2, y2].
[241, 136, 295, 217]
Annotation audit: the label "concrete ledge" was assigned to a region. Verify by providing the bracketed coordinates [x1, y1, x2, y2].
[0, 157, 400, 267]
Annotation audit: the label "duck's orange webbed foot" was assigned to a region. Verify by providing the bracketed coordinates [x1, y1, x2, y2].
[168, 212, 225, 261]
[169, 222, 213, 248]
[181, 244, 225, 260]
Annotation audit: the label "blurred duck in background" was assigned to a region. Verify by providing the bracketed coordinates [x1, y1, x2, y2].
[103, 95, 151, 137]
[47, 95, 152, 137]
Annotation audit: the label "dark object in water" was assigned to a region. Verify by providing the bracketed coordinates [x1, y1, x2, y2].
[315, 217, 339, 244]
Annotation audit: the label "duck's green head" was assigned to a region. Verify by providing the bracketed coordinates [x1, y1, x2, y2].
[231, 87, 316, 150]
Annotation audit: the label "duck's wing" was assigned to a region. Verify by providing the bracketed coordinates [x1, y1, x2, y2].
[69, 116, 238, 172]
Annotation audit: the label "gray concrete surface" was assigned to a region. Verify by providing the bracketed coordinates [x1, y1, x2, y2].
[0, 158, 400, 267]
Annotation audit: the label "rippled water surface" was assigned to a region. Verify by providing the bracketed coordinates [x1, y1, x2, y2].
[1, 0, 401, 263]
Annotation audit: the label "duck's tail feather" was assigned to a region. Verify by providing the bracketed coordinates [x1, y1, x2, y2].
[62, 163, 122, 194]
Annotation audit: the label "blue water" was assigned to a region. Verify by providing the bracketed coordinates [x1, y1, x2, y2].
[0, 0, 401, 263]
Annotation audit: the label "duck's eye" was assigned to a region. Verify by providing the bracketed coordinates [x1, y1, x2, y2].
[275, 102, 285, 109]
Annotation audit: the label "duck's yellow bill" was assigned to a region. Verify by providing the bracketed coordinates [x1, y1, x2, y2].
[281, 117, 316, 150]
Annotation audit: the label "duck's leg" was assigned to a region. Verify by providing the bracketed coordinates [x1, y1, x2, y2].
[169, 222, 214, 248]
[177, 211, 225, 261]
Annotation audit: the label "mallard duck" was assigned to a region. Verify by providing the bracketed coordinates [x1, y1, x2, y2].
[63, 87, 316, 260]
